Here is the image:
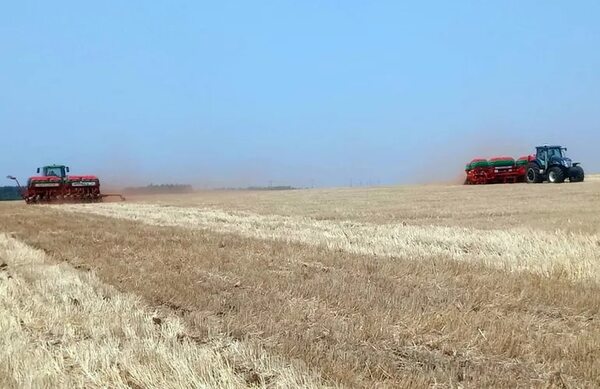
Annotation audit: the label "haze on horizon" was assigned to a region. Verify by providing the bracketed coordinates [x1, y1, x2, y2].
[1, 1, 599, 189]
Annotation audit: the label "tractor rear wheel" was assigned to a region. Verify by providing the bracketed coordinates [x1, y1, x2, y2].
[548, 166, 565, 183]
[526, 163, 543, 183]
[569, 166, 585, 182]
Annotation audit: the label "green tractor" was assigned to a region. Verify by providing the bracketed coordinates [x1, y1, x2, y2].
[525, 145, 585, 184]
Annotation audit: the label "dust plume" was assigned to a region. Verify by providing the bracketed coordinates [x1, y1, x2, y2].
[412, 132, 531, 185]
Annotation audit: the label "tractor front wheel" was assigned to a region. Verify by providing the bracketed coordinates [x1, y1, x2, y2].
[548, 167, 565, 183]
[526, 164, 543, 183]
[569, 166, 585, 182]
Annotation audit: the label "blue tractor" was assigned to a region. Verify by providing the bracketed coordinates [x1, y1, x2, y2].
[525, 145, 584, 184]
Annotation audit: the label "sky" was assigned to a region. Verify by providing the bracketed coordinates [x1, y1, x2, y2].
[1, 1, 599, 188]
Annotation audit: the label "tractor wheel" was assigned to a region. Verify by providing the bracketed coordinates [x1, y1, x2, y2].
[525, 163, 543, 183]
[569, 166, 585, 182]
[548, 167, 565, 183]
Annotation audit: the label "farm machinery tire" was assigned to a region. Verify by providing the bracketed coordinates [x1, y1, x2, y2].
[526, 164, 543, 184]
[569, 166, 585, 183]
[548, 167, 565, 184]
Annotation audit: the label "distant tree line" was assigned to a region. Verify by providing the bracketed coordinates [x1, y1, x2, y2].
[245, 185, 297, 191]
[122, 184, 194, 195]
[0, 186, 23, 201]
[213, 185, 298, 191]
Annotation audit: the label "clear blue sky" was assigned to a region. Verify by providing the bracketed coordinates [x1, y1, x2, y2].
[2, 1, 599, 188]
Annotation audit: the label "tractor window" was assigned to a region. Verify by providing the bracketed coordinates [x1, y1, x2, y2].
[537, 150, 547, 164]
[45, 167, 64, 177]
[547, 148, 562, 159]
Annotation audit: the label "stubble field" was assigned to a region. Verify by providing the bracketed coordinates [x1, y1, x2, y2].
[1, 178, 600, 388]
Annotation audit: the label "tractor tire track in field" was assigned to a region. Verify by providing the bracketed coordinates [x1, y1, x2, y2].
[57, 203, 600, 283]
[0, 232, 325, 389]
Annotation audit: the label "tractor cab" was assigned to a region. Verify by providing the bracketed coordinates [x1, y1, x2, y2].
[535, 146, 572, 170]
[38, 165, 70, 179]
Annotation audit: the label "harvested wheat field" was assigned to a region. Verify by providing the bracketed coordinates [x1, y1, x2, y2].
[1, 180, 600, 388]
